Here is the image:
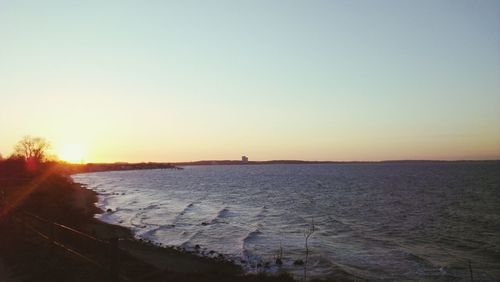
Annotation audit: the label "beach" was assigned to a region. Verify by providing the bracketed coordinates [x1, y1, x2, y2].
[0, 166, 333, 282]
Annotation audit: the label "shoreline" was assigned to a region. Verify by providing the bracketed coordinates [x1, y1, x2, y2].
[1, 170, 329, 282]
[75, 177, 353, 282]
[73, 182, 254, 278]
[73, 179, 345, 282]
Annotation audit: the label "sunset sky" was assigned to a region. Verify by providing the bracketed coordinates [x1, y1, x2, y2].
[1, 0, 499, 162]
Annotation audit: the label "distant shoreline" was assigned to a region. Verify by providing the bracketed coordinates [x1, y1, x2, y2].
[56, 159, 500, 175]
[172, 159, 500, 166]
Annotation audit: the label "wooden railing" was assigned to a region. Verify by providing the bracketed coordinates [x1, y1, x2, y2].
[10, 211, 130, 282]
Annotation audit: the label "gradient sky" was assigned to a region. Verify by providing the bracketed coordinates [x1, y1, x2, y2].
[1, 0, 499, 162]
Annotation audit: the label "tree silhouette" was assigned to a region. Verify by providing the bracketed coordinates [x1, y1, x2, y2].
[303, 219, 315, 282]
[14, 135, 51, 164]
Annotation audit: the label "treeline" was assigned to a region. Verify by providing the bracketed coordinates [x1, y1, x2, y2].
[0, 135, 181, 177]
[59, 162, 181, 174]
[0, 159, 180, 179]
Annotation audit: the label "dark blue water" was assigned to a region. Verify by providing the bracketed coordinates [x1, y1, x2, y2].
[74, 162, 500, 281]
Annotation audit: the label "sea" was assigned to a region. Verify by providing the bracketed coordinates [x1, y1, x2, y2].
[72, 162, 500, 281]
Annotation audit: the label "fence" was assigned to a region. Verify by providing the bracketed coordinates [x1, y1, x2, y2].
[10, 211, 129, 282]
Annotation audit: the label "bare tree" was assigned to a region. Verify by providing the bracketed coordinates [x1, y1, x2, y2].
[303, 219, 315, 282]
[13, 135, 51, 163]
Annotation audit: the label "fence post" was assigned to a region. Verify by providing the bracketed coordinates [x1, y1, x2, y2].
[49, 221, 55, 255]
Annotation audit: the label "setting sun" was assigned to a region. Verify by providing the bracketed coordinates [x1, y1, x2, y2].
[58, 144, 87, 163]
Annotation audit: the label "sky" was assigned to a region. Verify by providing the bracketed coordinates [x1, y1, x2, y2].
[0, 0, 499, 162]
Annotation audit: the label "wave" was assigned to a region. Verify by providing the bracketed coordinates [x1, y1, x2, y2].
[240, 228, 262, 261]
[254, 206, 268, 221]
[242, 228, 262, 245]
[202, 207, 232, 225]
[171, 201, 198, 225]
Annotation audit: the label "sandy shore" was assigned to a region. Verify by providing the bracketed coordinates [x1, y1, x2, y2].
[72, 182, 254, 279]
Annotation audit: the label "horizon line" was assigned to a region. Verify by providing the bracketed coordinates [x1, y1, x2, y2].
[71, 159, 500, 165]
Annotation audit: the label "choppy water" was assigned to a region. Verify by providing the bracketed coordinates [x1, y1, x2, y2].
[73, 162, 500, 281]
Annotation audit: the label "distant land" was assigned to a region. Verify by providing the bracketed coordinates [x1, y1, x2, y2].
[173, 159, 500, 166]
[54, 159, 500, 175]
